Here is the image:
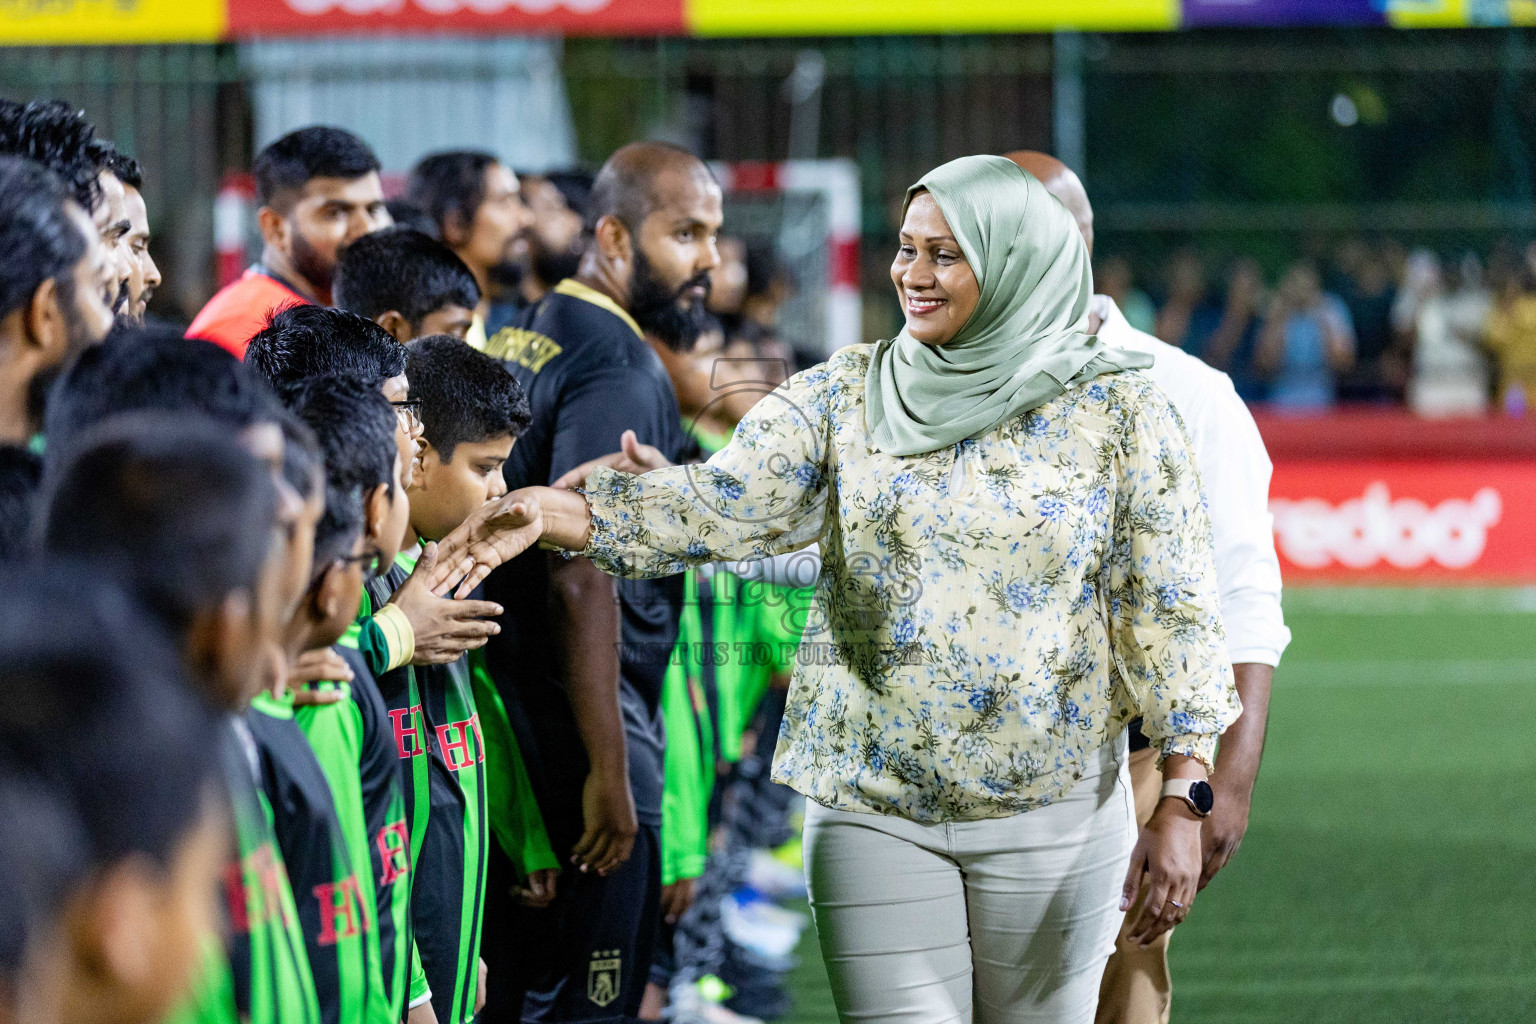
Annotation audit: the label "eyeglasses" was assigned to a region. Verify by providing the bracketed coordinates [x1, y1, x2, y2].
[391, 399, 423, 433]
[336, 548, 385, 580]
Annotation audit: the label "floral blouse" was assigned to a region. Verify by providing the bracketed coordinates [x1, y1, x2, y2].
[582, 344, 1240, 823]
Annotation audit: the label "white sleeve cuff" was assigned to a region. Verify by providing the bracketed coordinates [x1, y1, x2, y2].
[408, 991, 433, 1009]
[1225, 644, 1286, 668]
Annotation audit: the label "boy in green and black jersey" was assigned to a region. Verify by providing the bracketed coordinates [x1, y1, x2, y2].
[395, 336, 534, 1024]
[285, 374, 424, 1023]
[40, 339, 329, 1024]
[39, 412, 321, 1024]
[247, 376, 411, 1024]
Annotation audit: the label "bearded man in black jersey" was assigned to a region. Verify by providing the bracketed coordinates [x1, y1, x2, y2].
[466, 141, 722, 1024]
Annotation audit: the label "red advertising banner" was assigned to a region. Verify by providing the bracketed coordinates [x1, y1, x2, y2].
[227, 0, 684, 36]
[1269, 460, 1536, 584]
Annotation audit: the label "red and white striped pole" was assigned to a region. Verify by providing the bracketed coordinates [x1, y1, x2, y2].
[214, 171, 255, 288]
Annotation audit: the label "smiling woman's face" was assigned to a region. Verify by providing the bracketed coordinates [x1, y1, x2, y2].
[890, 191, 981, 346]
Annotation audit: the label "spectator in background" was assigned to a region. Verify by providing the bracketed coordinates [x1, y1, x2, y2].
[516, 170, 591, 314]
[1399, 251, 1492, 417]
[1198, 258, 1268, 401]
[1483, 243, 1536, 414]
[708, 235, 752, 334]
[406, 151, 535, 350]
[1095, 254, 1156, 335]
[738, 241, 791, 333]
[1253, 260, 1351, 411]
[188, 126, 390, 357]
[1335, 245, 1400, 403]
[1153, 247, 1210, 352]
[1255, 261, 1355, 411]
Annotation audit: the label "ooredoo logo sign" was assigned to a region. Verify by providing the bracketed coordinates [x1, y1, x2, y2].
[1272, 483, 1502, 571]
[1269, 461, 1536, 583]
[227, 0, 683, 33]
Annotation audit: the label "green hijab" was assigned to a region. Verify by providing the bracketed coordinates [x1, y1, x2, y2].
[864, 154, 1152, 457]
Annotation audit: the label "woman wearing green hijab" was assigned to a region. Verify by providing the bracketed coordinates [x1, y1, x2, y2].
[431, 155, 1239, 1023]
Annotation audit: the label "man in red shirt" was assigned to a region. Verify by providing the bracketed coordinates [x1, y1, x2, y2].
[189, 126, 391, 358]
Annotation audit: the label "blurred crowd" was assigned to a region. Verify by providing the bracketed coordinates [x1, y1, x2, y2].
[1096, 239, 1536, 417]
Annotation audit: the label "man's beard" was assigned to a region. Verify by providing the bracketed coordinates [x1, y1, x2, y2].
[629, 246, 712, 353]
[488, 259, 524, 293]
[532, 245, 582, 289]
[290, 228, 336, 294]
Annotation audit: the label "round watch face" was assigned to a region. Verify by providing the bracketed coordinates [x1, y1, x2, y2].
[1189, 780, 1215, 815]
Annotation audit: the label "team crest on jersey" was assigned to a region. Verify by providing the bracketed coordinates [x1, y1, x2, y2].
[587, 949, 622, 1007]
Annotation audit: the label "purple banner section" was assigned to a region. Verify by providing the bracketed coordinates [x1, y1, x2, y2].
[1183, 0, 1388, 26]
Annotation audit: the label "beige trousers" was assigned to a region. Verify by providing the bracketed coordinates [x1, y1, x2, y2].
[802, 738, 1135, 1024]
[1094, 746, 1171, 1024]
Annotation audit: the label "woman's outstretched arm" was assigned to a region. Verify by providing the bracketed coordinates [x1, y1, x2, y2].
[429, 363, 836, 596]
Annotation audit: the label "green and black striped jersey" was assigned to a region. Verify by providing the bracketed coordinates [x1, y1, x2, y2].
[248, 691, 384, 1024]
[295, 642, 412, 1024]
[392, 547, 490, 1024]
[161, 719, 320, 1024]
[362, 559, 435, 1010]
[470, 651, 558, 882]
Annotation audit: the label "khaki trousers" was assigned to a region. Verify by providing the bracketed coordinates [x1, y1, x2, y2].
[802, 738, 1135, 1024]
[1094, 746, 1171, 1024]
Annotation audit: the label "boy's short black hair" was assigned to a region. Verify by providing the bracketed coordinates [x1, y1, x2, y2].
[246, 305, 407, 395]
[40, 414, 280, 639]
[285, 374, 399, 501]
[0, 156, 87, 323]
[313, 483, 364, 577]
[333, 227, 481, 331]
[0, 565, 219, 944]
[253, 126, 380, 211]
[278, 409, 322, 503]
[405, 150, 498, 240]
[0, 446, 42, 564]
[406, 335, 530, 461]
[0, 99, 105, 212]
[44, 323, 282, 460]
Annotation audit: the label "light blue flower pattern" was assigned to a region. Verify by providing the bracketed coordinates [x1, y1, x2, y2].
[582, 345, 1239, 824]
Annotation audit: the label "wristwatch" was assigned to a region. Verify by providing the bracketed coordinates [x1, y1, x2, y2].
[1159, 779, 1214, 818]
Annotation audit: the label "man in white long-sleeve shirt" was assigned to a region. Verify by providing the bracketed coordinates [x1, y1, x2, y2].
[1006, 151, 1291, 1024]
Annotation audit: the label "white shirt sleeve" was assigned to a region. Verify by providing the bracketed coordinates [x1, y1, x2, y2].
[1194, 379, 1292, 666]
[1093, 294, 1290, 668]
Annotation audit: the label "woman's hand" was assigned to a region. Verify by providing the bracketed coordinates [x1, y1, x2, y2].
[550, 430, 672, 491]
[426, 491, 549, 598]
[1121, 798, 1204, 947]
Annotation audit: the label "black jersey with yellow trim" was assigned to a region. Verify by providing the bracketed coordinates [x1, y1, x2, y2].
[482, 278, 688, 845]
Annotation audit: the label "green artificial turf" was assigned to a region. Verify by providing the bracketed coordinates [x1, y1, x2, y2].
[780, 588, 1536, 1024]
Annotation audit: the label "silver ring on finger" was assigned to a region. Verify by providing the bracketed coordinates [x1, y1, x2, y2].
[1169, 900, 1185, 908]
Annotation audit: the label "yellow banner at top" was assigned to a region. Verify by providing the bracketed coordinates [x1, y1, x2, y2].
[686, 0, 1179, 35]
[1386, 0, 1536, 26]
[0, 0, 224, 44]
